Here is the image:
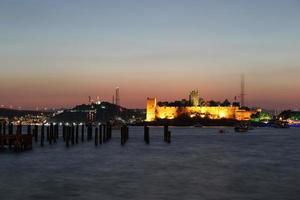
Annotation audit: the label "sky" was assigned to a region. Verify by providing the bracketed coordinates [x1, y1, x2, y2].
[0, 0, 300, 110]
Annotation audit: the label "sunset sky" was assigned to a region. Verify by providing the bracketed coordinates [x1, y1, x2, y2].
[0, 0, 299, 110]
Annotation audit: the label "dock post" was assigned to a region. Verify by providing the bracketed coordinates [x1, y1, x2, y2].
[75, 124, 79, 144]
[62, 124, 66, 142]
[16, 123, 21, 135]
[121, 126, 124, 145]
[46, 125, 50, 142]
[121, 125, 129, 145]
[41, 124, 45, 147]
[27, 124, 31, 135]
[167, 131, 171, 143]
[48, 124, 52, 145]
[102, 124, 106, 143]
[106, 123, 109, 140]
[0, 122, 2, 150]
[50, 123, 54, 144]
[164, 125, 168, 142]
[87, 124, 92, 141]
[107, 122, 112, 140]
[144, 125, 149, 144]
[52, 124, 57, 143]
[66, 126, 70, 147]
[95, 127, 98, 146]
[0, 123, 2, 150]
[99, 124, 102, 144]
[55, 124, 59, 140]
[34, 125, 38, 142]
[8, 123, 13, 150]
[71, 124, 75, 145]
[126, 126, 129, 141]
[81, 124, 85, 143]
[3, 121, 6, 136]
[8, 123, 13, 135]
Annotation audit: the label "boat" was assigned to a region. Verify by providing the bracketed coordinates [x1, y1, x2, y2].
[273, 120, 290, 128]
[234, 122, 249, 132]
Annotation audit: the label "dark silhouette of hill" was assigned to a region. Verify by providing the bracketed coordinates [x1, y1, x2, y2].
[0, 108, 50, 119]
[51, 102, 145, 123]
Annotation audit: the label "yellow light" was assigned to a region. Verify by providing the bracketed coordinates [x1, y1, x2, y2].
[219, 111, 227, 119]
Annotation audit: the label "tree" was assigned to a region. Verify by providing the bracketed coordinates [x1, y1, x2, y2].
[208, 100, 219, 107]
[221, 99, 231, 107]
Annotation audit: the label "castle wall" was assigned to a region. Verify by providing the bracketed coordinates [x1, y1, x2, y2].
[155, 106, 178, 119]
[146, 98, 253, 121]
[146, 98, 157, 122]
[154, 106, 238, 120]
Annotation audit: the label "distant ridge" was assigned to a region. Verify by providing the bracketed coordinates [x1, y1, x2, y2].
[0, 108, 51, 119]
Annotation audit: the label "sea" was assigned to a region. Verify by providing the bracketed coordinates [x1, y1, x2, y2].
[0, 126, 299, 200]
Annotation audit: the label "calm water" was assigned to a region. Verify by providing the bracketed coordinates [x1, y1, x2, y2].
[0, 127, 299, 200]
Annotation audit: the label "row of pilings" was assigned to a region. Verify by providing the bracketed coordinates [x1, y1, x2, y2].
[144, 125, 171, 144]
[0, 122, 113, 151]
[0, 122, 172, 152]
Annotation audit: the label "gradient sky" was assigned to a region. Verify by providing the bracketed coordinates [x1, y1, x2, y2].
[0, 0, 300, 110]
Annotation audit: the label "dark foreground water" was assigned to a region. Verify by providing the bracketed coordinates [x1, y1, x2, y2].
[0, 127, 299, 200]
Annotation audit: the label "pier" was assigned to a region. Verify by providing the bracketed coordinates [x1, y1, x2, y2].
[0, 121, 175, 153]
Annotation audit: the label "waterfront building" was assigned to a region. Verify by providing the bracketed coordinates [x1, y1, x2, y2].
[189, 90, 200, 106]
[146, 97, 254, 122]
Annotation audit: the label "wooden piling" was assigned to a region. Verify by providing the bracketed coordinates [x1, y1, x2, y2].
[27, 124, 31, 135]
[71, 124, 75, 145]
[121, 126, 124, 145]
[144, 125, 149, 144]
[46, 126, 50, 142]
[126, 126, 129, 141]
[34, 125, 38, 142]
[0, 123, 3, 150]
[107, 122, 112, 140]
[95, 127, 98, 146]
[66, 126, 70, 147]
[62, 124, 66, 141]
[50, 123, 54, 144]
[167, 131, 171, 143]
[164, 125, 168, 142]
[121, 125, 129, 145]
[41, 124, 45, 147]
[48, 125, 52, 145]
[3, 121, 6, 135]
[16, 123, 21, 135]
[87, 124, 92, 141]
[75, 124, 79, 144]
[55, 124, 59, 140]
[81, 124, 85, 143]
[0, 122, 2, 150]
[8, 123, 13, 150]
[99, 124, 102, 144]
[103, 124, 106, 143]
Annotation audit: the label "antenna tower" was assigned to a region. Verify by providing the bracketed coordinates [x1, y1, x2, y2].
[240, 75, 245, 107]
[116, 87, 120, 106]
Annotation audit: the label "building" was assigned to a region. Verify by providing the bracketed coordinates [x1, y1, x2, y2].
[146, 97, 253, 122]
[189, 90, 200, 106]
[146, 98, 157, 122]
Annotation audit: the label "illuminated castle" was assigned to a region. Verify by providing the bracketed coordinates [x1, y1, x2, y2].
[146, 94, 253, 122]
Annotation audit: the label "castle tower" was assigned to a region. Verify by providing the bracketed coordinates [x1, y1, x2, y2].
[146, 98, 157, 122]
[115, 87, 120, 106]
[240, 75, 245, 107]
[189, 90, 200, 106]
